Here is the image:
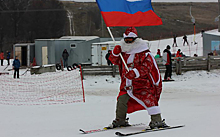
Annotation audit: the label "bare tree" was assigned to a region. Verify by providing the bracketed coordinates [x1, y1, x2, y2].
[24, 0, 67, 39]
[0, 0, 67, 51]
[0, 0, 31, 39]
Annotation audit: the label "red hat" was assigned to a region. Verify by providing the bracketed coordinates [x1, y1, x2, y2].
[123, 27, 138, 38]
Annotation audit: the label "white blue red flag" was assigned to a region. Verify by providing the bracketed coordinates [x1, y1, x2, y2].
[96, 0, 162, 27]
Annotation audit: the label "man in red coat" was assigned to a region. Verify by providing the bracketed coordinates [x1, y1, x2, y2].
[0, 51, 4, 66]
[162, 45, 172, 80]
[176, 49, 182, 57]
[108, 27, 167, 129]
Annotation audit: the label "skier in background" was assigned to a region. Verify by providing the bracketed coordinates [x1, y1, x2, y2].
[108, 27, 168, 129]
[183, 35, 189, 46]
[172, 34, 177, 47]
[163, 45, 172, 80]
[13, 56, 20, 79]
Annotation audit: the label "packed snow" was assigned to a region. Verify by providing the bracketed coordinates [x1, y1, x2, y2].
[1, 28, 220, 137]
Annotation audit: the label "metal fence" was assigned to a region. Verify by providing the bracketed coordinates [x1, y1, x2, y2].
[81, 56, 220, 77]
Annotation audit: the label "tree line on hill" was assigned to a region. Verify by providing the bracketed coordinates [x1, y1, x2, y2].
[0, 1, 218, 54]
[0, 0, 67, 52]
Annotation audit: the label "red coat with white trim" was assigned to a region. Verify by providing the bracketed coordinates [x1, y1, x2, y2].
[109, 38, 162, 114]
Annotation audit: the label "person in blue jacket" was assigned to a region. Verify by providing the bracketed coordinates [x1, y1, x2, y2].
[13, 56, 20, 79]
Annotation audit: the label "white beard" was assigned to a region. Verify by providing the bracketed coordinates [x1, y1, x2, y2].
[120, 38, 149, 54]
[121, 41, 135, 53]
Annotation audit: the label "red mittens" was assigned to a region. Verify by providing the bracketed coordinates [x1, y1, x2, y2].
[125, 70, 136, 80]
[113, 45, 122, 55]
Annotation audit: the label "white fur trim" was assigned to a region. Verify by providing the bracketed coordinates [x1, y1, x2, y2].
[127, 54, 135, 64]
[126, 89, 161, 115]
[146, 52, 161, 86]
[133, 68, 140, 78]
[123, 32, 138, 38]
[162, 52, 168, 65]
[147, 106, 161, 115]
[120, 38, 149, 54]
[112, 50, 120, 57]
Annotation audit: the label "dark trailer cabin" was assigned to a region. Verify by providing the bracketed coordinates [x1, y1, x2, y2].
[13, 43, 35, 67]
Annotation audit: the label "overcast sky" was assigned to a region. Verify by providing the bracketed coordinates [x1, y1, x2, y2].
[59, 0, 218, 2]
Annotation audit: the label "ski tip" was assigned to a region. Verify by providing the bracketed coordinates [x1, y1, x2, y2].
[173, 125, 185, 128]
[115, 132, 124, 136]
[79, 129, 86, 134]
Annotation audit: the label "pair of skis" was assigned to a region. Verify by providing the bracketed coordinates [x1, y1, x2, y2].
[115, 125, 185, 136]
[79, 123, 145, 134]
[79, 123, 185, 136]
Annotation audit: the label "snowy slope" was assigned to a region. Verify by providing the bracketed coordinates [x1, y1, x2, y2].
[1, 69, 220, 137]
[149, 30, 205, 57]
[1, 31, 220, 137]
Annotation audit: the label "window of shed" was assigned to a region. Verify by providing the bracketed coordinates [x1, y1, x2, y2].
[70, 44, 76, 48]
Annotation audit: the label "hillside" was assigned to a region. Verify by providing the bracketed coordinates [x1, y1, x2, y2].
[62, 2, 218, 40]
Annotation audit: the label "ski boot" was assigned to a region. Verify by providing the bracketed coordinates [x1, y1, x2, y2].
[149, 114, 169, 129]
[107, 118, 130, 129]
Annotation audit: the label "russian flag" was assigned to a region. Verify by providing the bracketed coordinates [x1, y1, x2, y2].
[96, 0, 162, 27]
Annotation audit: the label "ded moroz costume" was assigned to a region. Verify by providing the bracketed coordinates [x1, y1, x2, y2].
[108, 27, 168, 129]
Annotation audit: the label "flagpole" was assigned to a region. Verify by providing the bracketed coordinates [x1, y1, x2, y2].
[107, 27, 129, 71]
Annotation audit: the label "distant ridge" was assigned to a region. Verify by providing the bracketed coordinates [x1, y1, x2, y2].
[62, 2, 218, 40]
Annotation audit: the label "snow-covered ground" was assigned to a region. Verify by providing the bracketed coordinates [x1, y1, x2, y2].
[1, 30, 220, 137]
[1, 67, 220, 137]
[149, 30, 206, 57]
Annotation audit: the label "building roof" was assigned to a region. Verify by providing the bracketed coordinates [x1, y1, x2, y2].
[92, 41, 120, 45]
[59, 36, 99, 41]
[35, 36, 99, 41]
[205, 30, 220, 36]
[14, 43, 35, 46]
[92, 39, 149, 46]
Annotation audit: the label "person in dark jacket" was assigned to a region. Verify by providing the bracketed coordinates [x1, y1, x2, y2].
[105, 50, 113, 66]
[62, 49, 69, 68]
[13, 56, 20, 79]
[162, 45, 172, 80]
[172, 34, 177, 47]
[183, 35, 189, 46]
[6, 51, 10, 65]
